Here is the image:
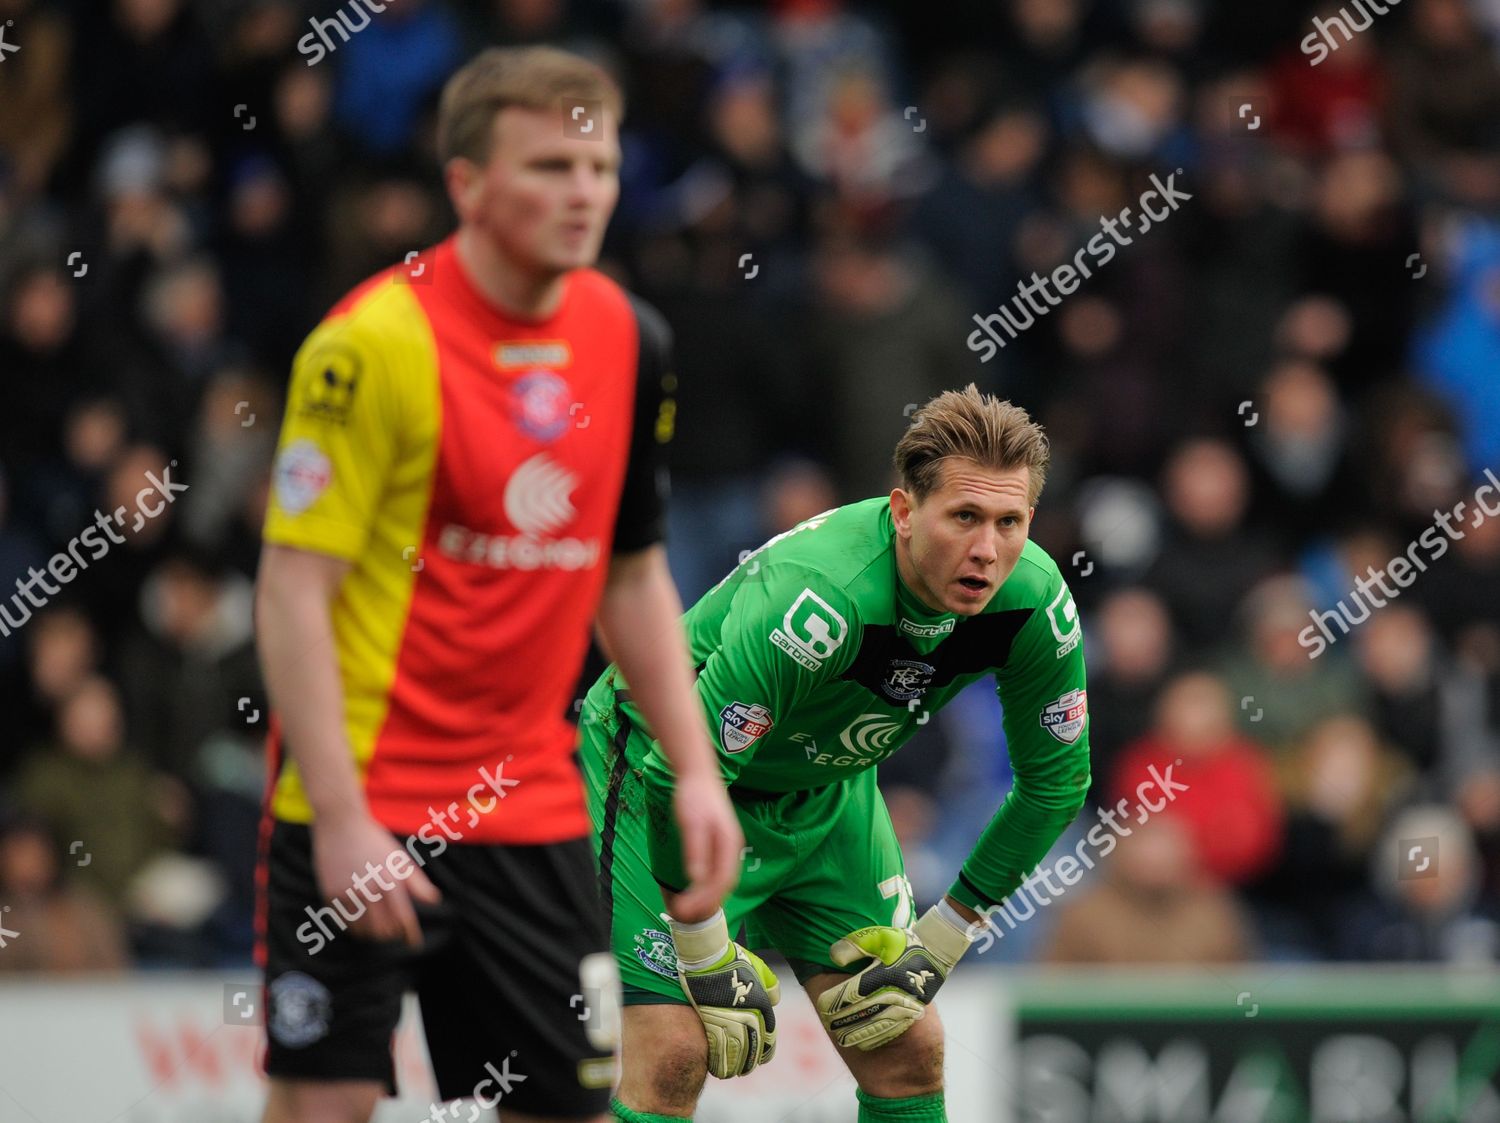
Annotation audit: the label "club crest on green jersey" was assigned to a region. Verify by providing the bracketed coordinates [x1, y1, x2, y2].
[633, 927, 677, 979]
[880, 659, 935, 703]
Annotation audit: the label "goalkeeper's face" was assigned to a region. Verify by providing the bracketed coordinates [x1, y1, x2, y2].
[454, 106, 621, 276]
[891, 459, 1035, 616]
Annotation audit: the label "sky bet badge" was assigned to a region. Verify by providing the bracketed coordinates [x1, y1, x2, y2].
[1040, 688, 1088, 744]
[719, 701, 775, 754]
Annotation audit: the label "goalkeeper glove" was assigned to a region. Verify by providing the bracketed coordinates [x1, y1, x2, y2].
[671, 909, 780, 1078]
[814, 900, 977, 1051]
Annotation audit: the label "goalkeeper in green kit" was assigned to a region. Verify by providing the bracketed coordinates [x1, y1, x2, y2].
[581, 387, 1091, 1122]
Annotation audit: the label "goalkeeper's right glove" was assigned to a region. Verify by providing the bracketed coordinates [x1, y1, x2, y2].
[671, 909, 780, 1078]
[814, 901, 976, 1051]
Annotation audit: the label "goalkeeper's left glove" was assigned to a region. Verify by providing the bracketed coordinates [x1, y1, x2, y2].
[814, 900, 978, 1051]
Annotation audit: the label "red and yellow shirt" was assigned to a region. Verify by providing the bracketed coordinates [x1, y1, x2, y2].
[262, 236, 671, 844]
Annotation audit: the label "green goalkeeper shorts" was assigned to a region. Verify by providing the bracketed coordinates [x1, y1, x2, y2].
[580, 686, 914, 1004]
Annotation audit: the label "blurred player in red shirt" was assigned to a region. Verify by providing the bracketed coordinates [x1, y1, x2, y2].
[254, 47, 740, 1123]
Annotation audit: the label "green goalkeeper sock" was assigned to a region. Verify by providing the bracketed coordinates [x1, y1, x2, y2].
[610, 1096, 692, 1122]
[856, 1087, 947, 1122]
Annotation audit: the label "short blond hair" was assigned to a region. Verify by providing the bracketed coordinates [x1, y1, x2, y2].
[437, 46, 624, 164]
[894, 385, 1050, 505]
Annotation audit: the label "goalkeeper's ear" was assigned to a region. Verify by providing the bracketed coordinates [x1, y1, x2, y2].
[889, 487, 917, 539]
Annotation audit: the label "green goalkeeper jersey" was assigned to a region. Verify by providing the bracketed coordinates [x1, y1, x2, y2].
[598, 496, 1091, 912]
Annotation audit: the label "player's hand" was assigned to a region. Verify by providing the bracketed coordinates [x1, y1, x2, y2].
[671, 909, 780, 1078]
[310, 812, 442, 948]
[669, 767, 743, 922]
[814, 904, 976, 1051]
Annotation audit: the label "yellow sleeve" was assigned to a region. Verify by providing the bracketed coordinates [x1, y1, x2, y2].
[263, 316, 401, 561]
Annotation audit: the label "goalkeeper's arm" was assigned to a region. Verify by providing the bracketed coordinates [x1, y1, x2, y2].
[951, 576, 1091, 913]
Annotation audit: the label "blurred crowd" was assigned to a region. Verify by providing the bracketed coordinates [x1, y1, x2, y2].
[1, 0, 1498, 973]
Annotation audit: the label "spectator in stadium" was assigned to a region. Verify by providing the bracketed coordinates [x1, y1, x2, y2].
[1249, 715, 1411, 959]
[1082, 586, 1176, 788]
[0, 815, 128, 973]
[0, 467, 47, 740]
[761, 458, 840, 535]
[1112, 670, 1284, 886]
[16, 675, 184, 915]
[1355, 607, 1447, 776]
[177, 370, 279, 572]
[803, 226, 980, 500]
[1304, 150, 1418, 389]
[322, 168, 451, 301]
[1177, 144, 1304, 394]
[18, 397, 130, 556]
[1047, 295, 1174, 479]
[1357, 803, 1500, 963]
[775, 0, 906, 199]
[329, 0, 464, 160]
[1075, 55, 1191, 166]
[698, 69, 817, 270]
[1301, 523, 1397, 617]
[118, 549, 261, 783]
[1414, 495, 1500, 650]
[1439, 628, 1500, 903]
[795, 66, 933, 207]
[1143, 439, 1282, 657]
[1274, 294, 1354, 371]
[1242, 358, 1366, 551]
[218, 157, 315, 367]
[73, 445, 182, 652]
[630, 186, 806, 601]
[0, 260, 104, 484]
[0, 0, 72, 198]
[1454, 768, 1500, 908]
[11, 608, 101, 771]
[1267, 1, 1385, 157]
[265, 56, 345, 299]
[136, 256, 240, 421]
[67, 0, 215, 173]
[1220, 574, 1371, 752]
[909, 101, 1047, 334]
[1387, 0, 1500, 206]
[1413, 218, 1500, 476]
[997, 0, 1101, 100]
[1042, 814, 1254, 964]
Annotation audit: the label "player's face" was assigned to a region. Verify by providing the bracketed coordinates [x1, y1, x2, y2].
[892, 460, 1035, 616]
[459, 106, 621, 276]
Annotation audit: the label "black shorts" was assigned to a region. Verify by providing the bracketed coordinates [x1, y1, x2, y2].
[260, 821, 615, 1116]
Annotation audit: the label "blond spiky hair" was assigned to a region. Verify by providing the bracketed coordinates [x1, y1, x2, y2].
[894, 384, 1050, 505]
